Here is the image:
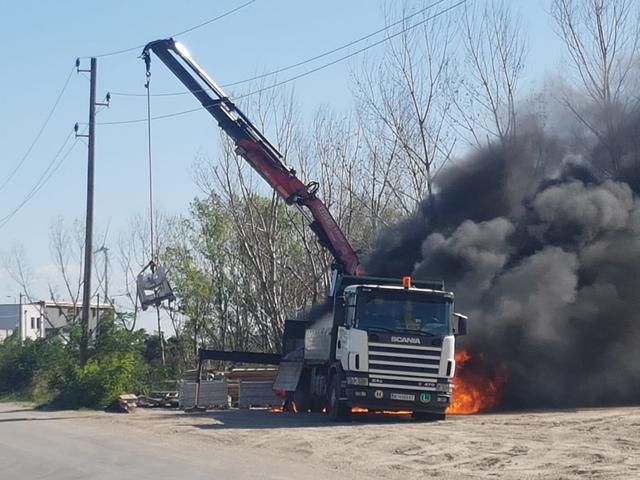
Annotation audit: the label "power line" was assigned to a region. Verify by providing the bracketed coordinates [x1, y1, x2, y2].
[234, 1, 467, 100]
[0, 100, 109, 228]
[111, 0, 449, 98]
[0, 65, 75, 195]
[97, 0, 467, 126]
[0, 129, 77, 227]
[172, 0, 256, 36]
[96, 106, 202, 125]
[0, 129, 80, 229]
[79, 0, 256, 59]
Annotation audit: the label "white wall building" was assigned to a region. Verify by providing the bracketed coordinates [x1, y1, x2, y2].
[0, 301, 114, 341]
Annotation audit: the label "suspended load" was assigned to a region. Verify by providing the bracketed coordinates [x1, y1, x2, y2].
[136, 261, 175, 310]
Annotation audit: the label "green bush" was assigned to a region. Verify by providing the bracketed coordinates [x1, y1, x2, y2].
[0, 335, 67, 400]
[55, 352, 145, 408]
[0, 313, 164, 409]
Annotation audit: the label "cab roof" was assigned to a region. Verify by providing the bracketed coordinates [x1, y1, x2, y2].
[344, 283, 454, 299]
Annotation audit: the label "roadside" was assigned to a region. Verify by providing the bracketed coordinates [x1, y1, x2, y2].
[1, 402, 639, 479]
[0, 402, 342, 480]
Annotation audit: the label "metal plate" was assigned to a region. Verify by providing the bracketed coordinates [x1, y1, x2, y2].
[390, 392, 415, 402]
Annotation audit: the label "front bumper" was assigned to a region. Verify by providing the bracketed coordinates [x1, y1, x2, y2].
[344, 384, 451, 413]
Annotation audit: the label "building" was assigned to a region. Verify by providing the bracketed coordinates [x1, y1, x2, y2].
[0, 303, 43, 341]
[0, 304, 19, 340]
[0, 301, 114, 341]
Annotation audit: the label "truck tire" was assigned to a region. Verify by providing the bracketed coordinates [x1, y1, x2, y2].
[412, 411, 446, 421]
[327, 376, 350, 421]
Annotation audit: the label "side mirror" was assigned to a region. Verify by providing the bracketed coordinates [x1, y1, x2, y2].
[453, 313, 468, 336]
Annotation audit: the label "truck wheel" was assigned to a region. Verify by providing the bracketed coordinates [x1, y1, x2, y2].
[327, 376, 349, 421]
[412, 411, 446, 421]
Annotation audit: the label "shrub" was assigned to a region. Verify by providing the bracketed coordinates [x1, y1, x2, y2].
[0, 335, 67, 398]
[0, 313, 156, 409]
[55, 352, 144, 409]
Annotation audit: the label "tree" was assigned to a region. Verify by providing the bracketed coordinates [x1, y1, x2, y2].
[306, 108, 403, 258]
[3, 218, 107, 340]
[552, 0, 640, 174]
[452, 0, 528, 148]
[115, 210, 179, 370]
[163, 197, 242, 359]
[354, 4, 458, 210]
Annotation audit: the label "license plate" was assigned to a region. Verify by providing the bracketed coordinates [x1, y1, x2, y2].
[390, 393, 415, 402]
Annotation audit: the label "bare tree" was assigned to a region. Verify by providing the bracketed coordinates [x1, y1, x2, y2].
[116, 211, 176, 324]
[552, 0, 640, 173]
[451, 0, 527, 148]
[48, 218, 84, 310]
[2, 219, 94, 337]
[306, 108, 403, 258]
[211, 144, 301, 351]
[297, 109, 358, 287]
[3, 245, 34, 301]
[3, 245, 59, 334]
[354, 4, 458, 210]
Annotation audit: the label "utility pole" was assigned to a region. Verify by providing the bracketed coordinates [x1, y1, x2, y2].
[75, 58, 109, 366]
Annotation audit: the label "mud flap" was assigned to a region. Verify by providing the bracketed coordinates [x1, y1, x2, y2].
[273, 361, 304, 392]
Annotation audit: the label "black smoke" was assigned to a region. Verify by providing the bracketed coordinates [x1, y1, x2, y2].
[364, 116, 640, 409]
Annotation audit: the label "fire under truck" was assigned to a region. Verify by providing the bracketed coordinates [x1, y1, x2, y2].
[143, 39, 468, 420]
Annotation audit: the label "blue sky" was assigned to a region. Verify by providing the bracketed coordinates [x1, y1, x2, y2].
[0, 0, 562, 326]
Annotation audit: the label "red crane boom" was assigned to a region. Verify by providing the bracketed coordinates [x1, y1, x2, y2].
[143, 39, 361, 275]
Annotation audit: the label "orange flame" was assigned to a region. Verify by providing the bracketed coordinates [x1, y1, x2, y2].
[447, 349, 506, 415]
[270, 401, 300, 413]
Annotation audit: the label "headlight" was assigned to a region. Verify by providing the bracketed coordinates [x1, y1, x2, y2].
[436, 382, 452, 394]
[346, 376, 368, 386]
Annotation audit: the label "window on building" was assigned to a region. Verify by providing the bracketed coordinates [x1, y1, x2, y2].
[37, 317, 41, 330]
[31, 317, 35, 329]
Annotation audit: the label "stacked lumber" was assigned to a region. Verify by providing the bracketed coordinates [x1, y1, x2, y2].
[225, 368, 278, 405]
[226, 368, 278, 382]
[179, 380, 229, 409]
[181, 369, 218, 382]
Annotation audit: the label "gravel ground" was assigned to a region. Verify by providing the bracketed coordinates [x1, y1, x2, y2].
[2, 402, 639, 479]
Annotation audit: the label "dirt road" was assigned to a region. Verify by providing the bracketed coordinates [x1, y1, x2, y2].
[1, 402, 638, 479]
[0, 403, 340, 480]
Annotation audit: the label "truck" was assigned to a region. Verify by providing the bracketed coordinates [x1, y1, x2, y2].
[143, 38, 467, 420]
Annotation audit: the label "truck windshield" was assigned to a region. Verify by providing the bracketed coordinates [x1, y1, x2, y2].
[355, 290, 452, 336]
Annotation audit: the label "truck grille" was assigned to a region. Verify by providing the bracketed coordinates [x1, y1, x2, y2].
[368, 341, 441, 391]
